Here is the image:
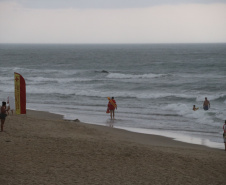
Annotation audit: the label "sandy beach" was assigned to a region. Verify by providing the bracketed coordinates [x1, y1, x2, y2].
[0, 110, 225, 185]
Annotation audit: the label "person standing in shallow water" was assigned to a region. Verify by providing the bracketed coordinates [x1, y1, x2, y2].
[203, 97, 210, 111]
[223, 120, 226, 151]
[0, 102, 9, 132]
[108, 97, 117, 120]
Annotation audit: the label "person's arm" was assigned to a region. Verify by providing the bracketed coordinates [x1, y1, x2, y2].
[114, 100, 117, 109]
[108, 102, 110, 109]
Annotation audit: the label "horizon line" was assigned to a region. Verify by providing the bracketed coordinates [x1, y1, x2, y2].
[0, 42, 226, 45]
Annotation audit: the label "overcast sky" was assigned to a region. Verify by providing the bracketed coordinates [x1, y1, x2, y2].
[0, 0, 226, 43]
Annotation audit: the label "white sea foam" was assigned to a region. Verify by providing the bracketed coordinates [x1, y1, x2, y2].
[71, 90, 197, 100]
[196, 94, 226, 101]
[136, 92, 195, 99]
[0, 76, 13, 83]
[215, 111, 226, 121]
[27, 77, 90, 84]
[106, 73, 169, 79]
[161, 103, 220, 127]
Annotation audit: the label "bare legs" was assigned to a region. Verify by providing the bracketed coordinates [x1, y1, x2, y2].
[1, 119, 5, 132]
[110, 110, 115, 120]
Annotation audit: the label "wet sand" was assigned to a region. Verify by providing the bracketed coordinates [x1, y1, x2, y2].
[0, 110, 225, 185]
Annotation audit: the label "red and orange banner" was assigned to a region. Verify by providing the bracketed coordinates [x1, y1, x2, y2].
[14, 72, 26, 114]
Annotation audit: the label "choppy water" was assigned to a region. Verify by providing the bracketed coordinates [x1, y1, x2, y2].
[1, 43, 226, 148]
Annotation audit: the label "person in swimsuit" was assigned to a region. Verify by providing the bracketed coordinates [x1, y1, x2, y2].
[108, 97, 117, 120]
[7, 96, 14, 115]
[223, 120, 226, 151]
[193, 105, 199, 111]
[203, 97, 210, 111]
[0, 101, 9, 132]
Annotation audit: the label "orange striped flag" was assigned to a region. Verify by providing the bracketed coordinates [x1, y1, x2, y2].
[14, 72, 26, 114]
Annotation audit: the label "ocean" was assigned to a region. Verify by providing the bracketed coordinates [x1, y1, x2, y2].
[1, 43, 226, 149]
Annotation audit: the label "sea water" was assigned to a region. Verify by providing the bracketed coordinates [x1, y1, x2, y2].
[0, 43, 226, 149]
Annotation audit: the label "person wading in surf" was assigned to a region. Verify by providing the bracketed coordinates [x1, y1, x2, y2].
[108, 97, 117, 120]
[193, 105, 199, 111]
[203, 97, 210, 111]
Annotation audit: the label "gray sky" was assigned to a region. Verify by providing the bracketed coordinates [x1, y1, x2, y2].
[2, 0, 226, 9]
[0, 0, 226, 43]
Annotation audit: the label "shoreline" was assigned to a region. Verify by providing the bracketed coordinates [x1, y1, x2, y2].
[115, 126, 224, 150]
[30, 108, 224, 150]
[0, 109, 225, 184]
[2, 109, 225, 151]
[26, 109, 225, 151]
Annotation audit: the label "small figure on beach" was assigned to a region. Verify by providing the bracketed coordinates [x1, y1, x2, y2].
[6, 101, 10, 115]
[7, 96, 15, 115]
[203, 97, 210, 111]
[193, 105, 199, 111]
[223, 120, 226, 151]
[107, 97, 117, 120]
[0, 101, 9, 132]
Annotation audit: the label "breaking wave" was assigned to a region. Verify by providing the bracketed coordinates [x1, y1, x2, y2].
[106, 73, 170, 79]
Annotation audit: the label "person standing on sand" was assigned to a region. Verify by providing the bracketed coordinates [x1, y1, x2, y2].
[0, 101, 9, 132]
[6, 100, 10, 115]
[7, 96, 14, 115]
[108, 97, 117, 120]
[203, 97, 210, 111]
[223, 120, 226, 151]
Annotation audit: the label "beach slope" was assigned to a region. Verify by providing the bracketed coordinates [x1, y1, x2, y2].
[0, 110, 225, 185]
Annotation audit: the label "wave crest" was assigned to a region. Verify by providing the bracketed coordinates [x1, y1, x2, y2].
[107, 73, 169, 79]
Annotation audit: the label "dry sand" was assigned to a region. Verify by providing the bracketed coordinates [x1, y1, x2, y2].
[0, 110, 225, 185]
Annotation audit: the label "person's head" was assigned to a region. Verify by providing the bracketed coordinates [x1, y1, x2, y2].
[112, 97, 114, 100]
[193, 105, 195, 107]
[2, 101, 6, 106]
[205, 97, 207, 100]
